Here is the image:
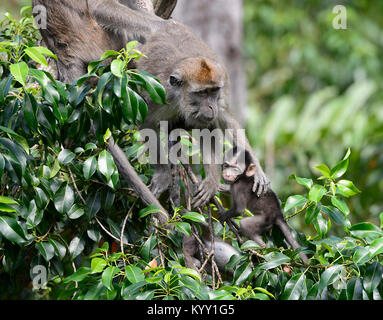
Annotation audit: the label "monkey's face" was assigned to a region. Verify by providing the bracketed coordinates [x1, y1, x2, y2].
[222, 155, 246, 184]
[168, 58, 225, 128]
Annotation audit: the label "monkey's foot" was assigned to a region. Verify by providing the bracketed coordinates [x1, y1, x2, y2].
[149, 168, 172, 198]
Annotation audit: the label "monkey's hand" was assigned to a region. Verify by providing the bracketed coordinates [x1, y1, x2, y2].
[149, 165, 172, 198]
[192, 175, 219, 208]
[252, 166, 271, 197]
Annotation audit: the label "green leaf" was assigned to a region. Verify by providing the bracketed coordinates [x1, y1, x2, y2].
[174, 222, 192, 236]
[336, 180, 361, 198]
[309, 184, 326, 203]
[305, 205, 320, 225]
[330, 158, 349, 179]
[36, 242, 55, 262]
[63, 267, 91, 283]
[284, 195, 306, 212]
[345, 277, 363, 300]
[101, 50, 120, 60]
[132, 71, 167, 105]
[35, 187, 49, 209]
[233, 262, 253, 286]
[331, 196, 350, 214]
[24, 47, 47, 66]
[138, 205, 161, 219]
[363, 262, 383, 296]
[85, 191, 101, 220]
[83, 156, 97, 180]
[0, 216, 27, 245]
[125, 265, 145, 284]
[280, 273, 306, 300]
[0, 196, 18, 205]
[54, 184, 74, 214]
[102, 266, 119, 290]
[368, 237, 383, 258]
[84, 281, 105, 300]
[314, 164, 331, 178]
[49, 239, 67, 259]
[289, 174, 313, 190]
[58, 149, 75, 165]
[67, 204, 85, 220]
[176, 266, 202, 282]
[318, 265, 344, 292]
[111, 59, 125, 78]
[240, 240, 261, 250]
[98, 150, 116, 181]
[140, 235, 157, 262]
[91, 257, 107, 274]
[23, 93, 38, 132]
[69, 235, 85, 260]
[321, 206, 349, 227]
[349, 223, 382, 242]
[24, 46, 57, 66]
[182, 212, 206, 224]
[10, 62, 29, 86]
[353, 247, 370, 265]
[259, 252, 291, 270]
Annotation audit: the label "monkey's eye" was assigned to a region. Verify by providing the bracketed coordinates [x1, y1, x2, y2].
[169, 75, 183, 87]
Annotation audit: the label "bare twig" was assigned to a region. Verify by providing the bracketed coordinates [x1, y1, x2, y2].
[67, 165, 86, 204]
[95, 217, 135, 247]
[121, 200, 138, 271]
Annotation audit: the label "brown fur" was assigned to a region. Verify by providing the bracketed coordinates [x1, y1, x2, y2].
[32, 0, 164, 82]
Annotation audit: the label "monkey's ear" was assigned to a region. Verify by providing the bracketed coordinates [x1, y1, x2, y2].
[246, 164, 257, 177]
[169, 74, 183, 87]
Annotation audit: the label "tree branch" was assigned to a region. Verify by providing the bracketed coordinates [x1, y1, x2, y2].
[107, 137, 170, 227]
[153, 0, 178, 19]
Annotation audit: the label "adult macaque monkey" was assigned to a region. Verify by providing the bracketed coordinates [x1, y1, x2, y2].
[32, 0, 270, 207]
[220, 148, 309, 263]
[134, 11, 269, 207]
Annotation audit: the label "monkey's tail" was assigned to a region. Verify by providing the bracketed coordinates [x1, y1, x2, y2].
[275, 218, 309, 264]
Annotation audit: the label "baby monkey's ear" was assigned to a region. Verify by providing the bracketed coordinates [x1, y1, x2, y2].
[246, 163, 257, 177]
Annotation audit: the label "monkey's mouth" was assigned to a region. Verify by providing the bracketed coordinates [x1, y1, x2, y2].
[195, 111, 217, 124]
[222, 175, 237, 184]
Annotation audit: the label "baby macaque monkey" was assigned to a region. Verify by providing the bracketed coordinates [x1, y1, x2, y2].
[220, 148, 309, 263]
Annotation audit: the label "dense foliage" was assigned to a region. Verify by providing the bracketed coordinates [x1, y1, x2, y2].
[1, 6, 383, 301]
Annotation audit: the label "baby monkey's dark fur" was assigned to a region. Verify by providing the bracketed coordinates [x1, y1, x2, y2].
[220, 148, 309, 264]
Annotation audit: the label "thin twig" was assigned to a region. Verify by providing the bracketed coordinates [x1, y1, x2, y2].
[95, 217, 135, 247]
[154, 218, 166, 268]
[121, 200, 138, 271]
[67, 166, 85, 204]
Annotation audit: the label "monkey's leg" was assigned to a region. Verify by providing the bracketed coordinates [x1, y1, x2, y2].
[90, 0, 165, 43]
[192, 140, 221, 208]
[149, 164, 172, 198]
[239, 216, 268, 249]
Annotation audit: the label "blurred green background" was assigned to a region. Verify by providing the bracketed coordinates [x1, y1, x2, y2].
[243, 0, 383, 230]
[2, 0, 382, 229]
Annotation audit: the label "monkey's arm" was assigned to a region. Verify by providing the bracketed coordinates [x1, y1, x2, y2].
[218, 111, 270, 196]
[89, 0, 165, 41]
[192, 141, 221, 208]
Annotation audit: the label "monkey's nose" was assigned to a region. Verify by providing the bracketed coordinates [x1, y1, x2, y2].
[205, 106, 216, 120]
